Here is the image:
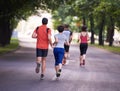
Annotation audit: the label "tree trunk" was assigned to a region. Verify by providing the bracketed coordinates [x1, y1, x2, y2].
[89, 14, 95, 44]
[106, 26, 111, 42]
[99, 13, 105, 45]
[82, 16, 86, 25]
[0, 17, 12, 47]
[109, 16, 114, 46]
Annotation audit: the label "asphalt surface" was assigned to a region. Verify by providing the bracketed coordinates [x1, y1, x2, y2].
[0, 44, 120, 91]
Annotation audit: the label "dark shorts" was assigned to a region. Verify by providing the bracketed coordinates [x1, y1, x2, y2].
[36, 48, 48, 57]
[79, 43, 88, 55]
[64, 44, 70, 52]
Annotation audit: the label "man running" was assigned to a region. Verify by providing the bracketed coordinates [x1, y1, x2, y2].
[32, 17, 52, 80]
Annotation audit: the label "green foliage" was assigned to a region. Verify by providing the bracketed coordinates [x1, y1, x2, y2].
[0, 0, 66, 46]
[52, 0, 85, 31]
[94, 0, 120, 29]
[0, 0, 37, 28]
[0, 0, 65, 29]
[0, 0, 120, 46]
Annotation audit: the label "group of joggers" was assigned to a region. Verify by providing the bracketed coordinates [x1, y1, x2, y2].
[32, 17, 89, 80]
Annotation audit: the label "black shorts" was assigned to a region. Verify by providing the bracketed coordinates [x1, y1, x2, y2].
[36, 48, 48, 57]
[64, 44, 70, 52]
[79, 43, 88, 55]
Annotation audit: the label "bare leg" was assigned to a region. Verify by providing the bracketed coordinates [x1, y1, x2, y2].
[55, 63, 62, 73]
[66, 52, 69, 58]
[59, 63, 62, 69]
[41, 57, 46, 75]
[83, 54, 86, 65]
[55, 63, 62, 78]
[62, 53, 67, 65]
[80, 55, 85, 66]
[80, 56, 82, 62]
[55, 65, 59, 73]
[83, 54, 86, 60]
[37, 57, 42, 64]
[35, 57, 41, 73]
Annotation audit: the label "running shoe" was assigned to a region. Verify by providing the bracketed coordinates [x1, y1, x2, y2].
[80, 63, 83, 66]
[35, 63, 40, 73]
[56, 69, 62, 77]
[40, 74, 44, 80]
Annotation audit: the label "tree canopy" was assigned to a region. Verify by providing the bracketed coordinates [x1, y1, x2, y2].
[52, 0, 120, 46]
[0, 0, 120, 46]
[0, 0, 64, 46]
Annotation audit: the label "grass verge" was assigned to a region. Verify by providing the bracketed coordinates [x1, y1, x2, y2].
[90, 44, 120, 55]
[0, 38, 19, 55]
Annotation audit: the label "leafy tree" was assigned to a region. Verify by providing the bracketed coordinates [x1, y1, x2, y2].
[71, 0, 100, 44]
[0, 0, 64, 47]
[0, 0, 120, 47]
[105, 0, 120, 46]
[52, 1, 78, 32]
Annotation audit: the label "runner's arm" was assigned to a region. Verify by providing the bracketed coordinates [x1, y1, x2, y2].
[87, 32, 90, 41]
[77, 33, 81, 43]
[48, 34, 53, 47]
[53, 36, 58, 47]
[69, 35, 73, 43]
[32, 30, 37, 38]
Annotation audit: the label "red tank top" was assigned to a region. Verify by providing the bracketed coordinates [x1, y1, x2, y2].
[80, 34, 88, 43]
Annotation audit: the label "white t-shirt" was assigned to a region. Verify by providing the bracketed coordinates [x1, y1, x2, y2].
[54, 33, 67, 48]
[63, 30, 71, 42]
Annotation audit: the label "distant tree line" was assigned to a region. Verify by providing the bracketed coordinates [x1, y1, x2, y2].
[0, 0, 120, 47]
[52, 0, 120, 46]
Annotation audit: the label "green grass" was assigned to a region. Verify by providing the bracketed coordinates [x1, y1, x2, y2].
[72, 39, 120, 55]
[90, 44, 120, 55]
[0, 38, 19, 55]
[0, 38, 120, 55]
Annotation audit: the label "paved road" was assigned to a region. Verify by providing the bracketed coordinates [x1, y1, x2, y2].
[0, 44, 120, 91]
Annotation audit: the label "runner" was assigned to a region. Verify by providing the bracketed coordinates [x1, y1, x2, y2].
[53, 25, 69, 79]
[78, 25, 89, 66]
[62, 24, 73, 65]
[32, 17, 53, 80]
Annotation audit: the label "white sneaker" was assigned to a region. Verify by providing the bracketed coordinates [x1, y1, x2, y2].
[52, 75, 60, 81]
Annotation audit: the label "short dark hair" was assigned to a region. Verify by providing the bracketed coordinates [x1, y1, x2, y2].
[64, 24, 69, 28]
[81, 25, 87, 31]
[57, 25, 64, 33]
[42, 18, 48, 25]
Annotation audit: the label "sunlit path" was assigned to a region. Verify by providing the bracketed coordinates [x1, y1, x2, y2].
[0, 44, 120, 91]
